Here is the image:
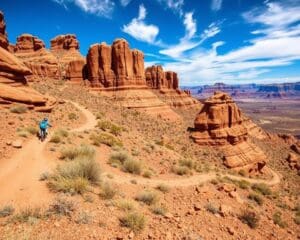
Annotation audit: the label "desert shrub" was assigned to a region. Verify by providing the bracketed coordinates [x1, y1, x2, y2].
[99, 182, 117, 200]
[25, 126, 39, 135]
[48, 157, 101, 194]
[49, 134, 61, 143]
[108, 151, 131, 165]
[172, 165, 190, 175]
[239, 211, 260, 229]
[17, 130, 29, 138]
[39, 172, 50, 181]
[75, 211, 92, 224]
[48, 197, 75, 216]
[90, 133, 122, 147]
[156, 184, 170, 193]
[151, 205, 167, 216]
[96, 112, 104, 120]
[0, 205, 15, 217]
[55, 128, 69, 138]
[248, 193, 263, 206]
[294, 215, 300, 225]
[10, 105, 27, 114]
[205, 203, 219, 214]
[122, 159, 142, 175]
[142, 170, 152, 178]
[115, 199, 136, 212]
[238, 169, 247, 177]
[135, 191, 159, 205]
[236, 180, 250, 190]
[68, 112, 77, 120]
[273, 211, 287, 228]
[13, 207, 42, 223]
[119, 212, 146, 232]
[251, 183, 272, 196]
[97, 120, 122, 136]
[60, 145, 95, 161]
[179, 159, 194, 169]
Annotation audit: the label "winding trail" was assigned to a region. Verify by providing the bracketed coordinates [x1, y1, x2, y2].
[0, 101, 280, 208]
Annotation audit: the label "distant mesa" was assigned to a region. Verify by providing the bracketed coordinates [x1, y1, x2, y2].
[192, 91, 267, 173]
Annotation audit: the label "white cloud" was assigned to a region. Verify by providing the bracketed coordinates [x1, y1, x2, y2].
[122, 5, 160, 44]
[119, 0, 132, 7]
[156, 1, 300, 85]
[157, 0, 184, 16]
[183, 12, 196, 39]
[52, 0, 115, 18]
[211, 0, 222, 11]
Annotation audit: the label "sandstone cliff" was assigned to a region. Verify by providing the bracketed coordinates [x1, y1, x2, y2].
[86, 39, 145, 89]
[0, 11, 8, 50]
[14, 34, 59, 80]
[192, 91, 267, 173]
[50, 34, 85, 82]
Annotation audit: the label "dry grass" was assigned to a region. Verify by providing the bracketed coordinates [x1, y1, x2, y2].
[114, 199, 136, 212]
[135, 191, 159, 205]
[48, 197, 75, 216]
[99, 182, 117, 200]
[0, 205, 15, 218]
[90, 133, 122, 147]
[156, 184, 170, 193]
[60, 145, 95, 161]
[122, 159, 142, 175]
[10, 105, 28, 114]
[239, 211, 260, 229]
[119, 212, 146, 233]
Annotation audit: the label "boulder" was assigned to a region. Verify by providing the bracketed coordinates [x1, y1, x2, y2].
[192, 91, 268, 173]
[12, 139, 23, 148]
[287, 153, 300, 171]
[0, 11, 9, 50]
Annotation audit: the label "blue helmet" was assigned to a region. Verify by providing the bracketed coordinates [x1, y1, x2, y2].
[44, 118, 48, 121]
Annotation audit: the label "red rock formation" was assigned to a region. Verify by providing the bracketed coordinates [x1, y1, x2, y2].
[14, 34, 59, 80]
[86, 39, 146, 89]
[145, 65, 165, 89]
[192, 91, 267, 173]
[51, 34, 85, 82]
[50, 34, 79, 51]
[0, 11, 8, 50]
[0, 46, 56, 111]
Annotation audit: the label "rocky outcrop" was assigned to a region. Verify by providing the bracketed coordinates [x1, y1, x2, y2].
[51, 34, 85, 82]
[192, 91, 267, 173]
[0, 11, 8, 50]
[287, 153, 300, 173]
[0, 46, 56, 111]
[14, 34, 59, 80]
[86, 39, 146, 89]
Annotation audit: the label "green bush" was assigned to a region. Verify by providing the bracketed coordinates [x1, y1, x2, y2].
[248, 193, 263, 206]
[251, 183, 272, 196]
[122, 159, 142, 175]
[240, 211, 260, 229]
[90, 133, 122, 147]
[119, 212, 146, 232]
[135, 191, 159, 205]
[10, 105, 27, 114]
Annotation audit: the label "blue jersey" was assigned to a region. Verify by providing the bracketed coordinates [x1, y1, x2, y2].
[39, 120, 49, 130]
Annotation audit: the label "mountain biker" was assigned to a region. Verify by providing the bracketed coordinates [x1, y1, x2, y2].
[39, 118, 52, 139]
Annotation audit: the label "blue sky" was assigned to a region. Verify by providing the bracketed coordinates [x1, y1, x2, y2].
[1, 0, 300, 86]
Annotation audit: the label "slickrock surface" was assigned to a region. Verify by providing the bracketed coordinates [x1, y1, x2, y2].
[14, 34, 59, 80]
[192, 91, 267, 173]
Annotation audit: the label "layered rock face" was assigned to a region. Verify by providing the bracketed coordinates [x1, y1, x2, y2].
[14, 34, 58, 80]
[0, 45, 56, 111]
[51, 34, 85, 82]
[0, 11, 9, 50]
[86, 39, 146, 89]
[192, 91, 267, 173]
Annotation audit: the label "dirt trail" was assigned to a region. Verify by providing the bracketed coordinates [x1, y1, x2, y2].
[0, 101, 280, 209]
[0, 101, 97, 209]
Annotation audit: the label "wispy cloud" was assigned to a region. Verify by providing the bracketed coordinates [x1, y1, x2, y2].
[52, 0, 115, 18]
[211, 0, 223, 11]
[156, 0, 184, 16]
[119, 0, 132, 7]
[122, 4, 161, 45]
[160, 1, 300, 85]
